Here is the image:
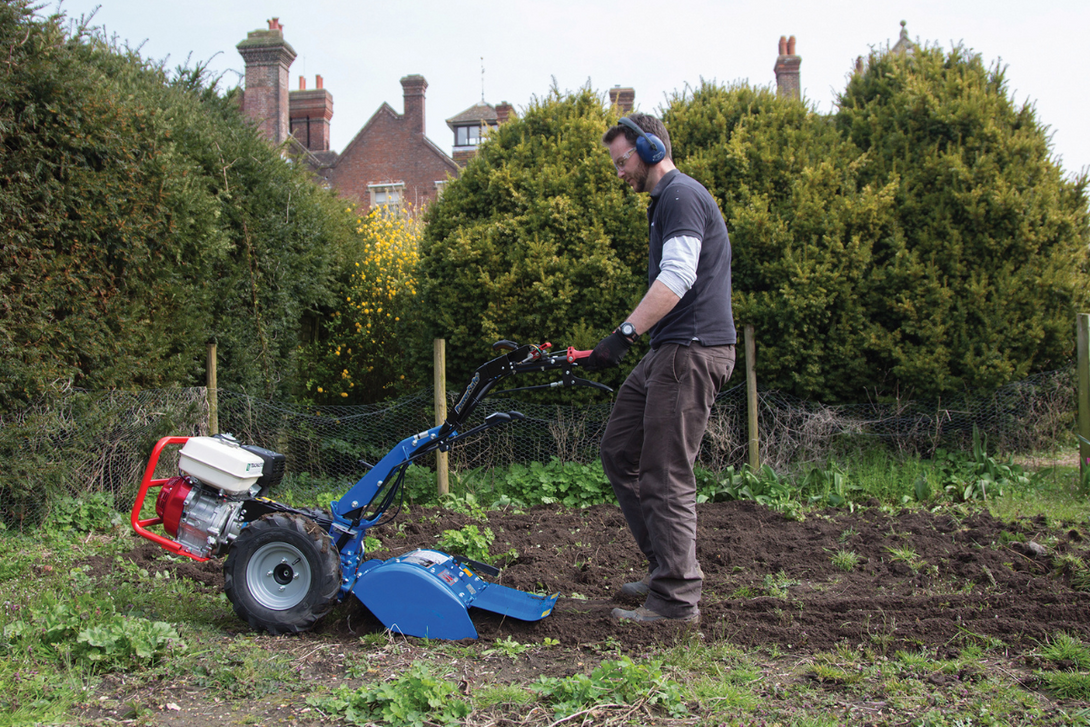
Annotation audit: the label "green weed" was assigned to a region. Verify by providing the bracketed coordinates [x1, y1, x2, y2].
[472, 683, 535, 710]
[831, 549, 860, 572]
[1036, 633, 1090, 670]
[434, 524, 515, 564]
[2, 598, 185, 668]
[530, 656, 687, 720]
[484, 636, 529, 658]
[801, 462, 858, 507]
[307, 661, 470, 726]
[47, 492, 124, 533]
[696, 464, 802, 519]
[808, 662, 863, 685]
[500, 459, 613, 508]
[1040, 671, 1090, 700]
[763, 570, 801, 599]
[885, 546, 926, 572]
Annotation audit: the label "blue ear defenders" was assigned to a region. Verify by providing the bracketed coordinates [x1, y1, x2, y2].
[619, 116, 667, 165]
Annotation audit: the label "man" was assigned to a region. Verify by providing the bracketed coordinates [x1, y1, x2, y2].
[587, 113, 736, 624]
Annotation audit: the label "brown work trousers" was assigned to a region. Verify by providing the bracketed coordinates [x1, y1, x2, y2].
[600, 342, 735, 619]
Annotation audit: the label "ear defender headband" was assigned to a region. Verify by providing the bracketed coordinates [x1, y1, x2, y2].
[619, 116, 667, 165]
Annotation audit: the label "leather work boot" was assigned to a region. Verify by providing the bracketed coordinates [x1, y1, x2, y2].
[619, 575, 651, 597]
[611, 606, 700, 624]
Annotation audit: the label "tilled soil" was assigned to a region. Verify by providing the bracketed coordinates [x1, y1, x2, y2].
[78, 501, 1090, 725]
[107, 501, 1090, 653]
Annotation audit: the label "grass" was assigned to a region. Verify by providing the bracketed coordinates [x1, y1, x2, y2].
[986, 462, 1090, 523]
[4, 447, 1090, 725]
[830, 548, 861, 571]
[885, 545, 927, 572]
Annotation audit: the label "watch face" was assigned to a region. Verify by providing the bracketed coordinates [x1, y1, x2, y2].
[620, 322, 636, 338]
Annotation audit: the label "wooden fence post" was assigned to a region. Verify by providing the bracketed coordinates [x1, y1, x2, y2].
[434, 338, 449, 496]
[745, 325, 759, 470]
[207, 342, 218, 435]
[1078, 314, 1090, 480]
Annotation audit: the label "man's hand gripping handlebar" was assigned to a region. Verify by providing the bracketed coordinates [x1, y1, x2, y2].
[498, 341, 613, 395]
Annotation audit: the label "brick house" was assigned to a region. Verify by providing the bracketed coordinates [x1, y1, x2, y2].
[324, 75, 461, 213]
[236, 19, 460, 214]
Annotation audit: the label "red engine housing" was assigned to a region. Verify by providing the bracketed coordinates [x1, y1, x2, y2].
[155, 476, 193, 537]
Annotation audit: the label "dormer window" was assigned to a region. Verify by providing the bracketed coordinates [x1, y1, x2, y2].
[447, 102, 499, 153]
[455, 124, 483, 148]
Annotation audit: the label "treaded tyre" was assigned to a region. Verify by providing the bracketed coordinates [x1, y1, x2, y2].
[224, 513, 341, 635]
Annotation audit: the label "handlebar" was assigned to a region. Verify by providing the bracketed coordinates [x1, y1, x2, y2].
[509, 345, 592, 374]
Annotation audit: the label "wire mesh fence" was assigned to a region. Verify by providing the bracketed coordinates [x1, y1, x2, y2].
[0, 364, 1078, 529]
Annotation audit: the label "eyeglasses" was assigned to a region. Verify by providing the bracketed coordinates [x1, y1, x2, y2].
[613, 147, 638, 171]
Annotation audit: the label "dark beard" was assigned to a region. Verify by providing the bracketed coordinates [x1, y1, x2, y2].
[629, 161, 650, 193]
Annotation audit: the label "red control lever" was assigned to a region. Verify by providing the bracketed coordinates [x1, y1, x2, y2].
[566, 347, 592, 363]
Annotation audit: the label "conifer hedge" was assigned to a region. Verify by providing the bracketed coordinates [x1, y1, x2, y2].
[0, 2, 354, 410]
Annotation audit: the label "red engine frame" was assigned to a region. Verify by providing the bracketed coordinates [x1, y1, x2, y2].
[130, 436, 211, 562]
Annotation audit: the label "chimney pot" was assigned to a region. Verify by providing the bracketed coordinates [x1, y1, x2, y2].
[268, 18, 282, 31]
[316, 74, 323, 89]
[299, 75, 305, 90]
[774, 35, 801, 100]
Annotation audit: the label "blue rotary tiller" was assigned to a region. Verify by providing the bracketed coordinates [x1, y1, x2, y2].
[131, 342, 607, 639]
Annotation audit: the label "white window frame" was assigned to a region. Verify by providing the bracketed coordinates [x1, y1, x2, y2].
[368, 182, 405, 212]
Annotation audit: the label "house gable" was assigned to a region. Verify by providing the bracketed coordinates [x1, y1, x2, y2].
[327, 80, 459, 213]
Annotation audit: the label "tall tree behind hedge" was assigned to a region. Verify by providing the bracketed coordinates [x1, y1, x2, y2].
[665, 46, 1088, 402]
[416, 87, 646, 389]
[0, 3, 350, 409]
[836, 44, 1090, 396]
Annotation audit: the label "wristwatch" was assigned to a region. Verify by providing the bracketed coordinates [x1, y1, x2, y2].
[618, 321, 638, 343]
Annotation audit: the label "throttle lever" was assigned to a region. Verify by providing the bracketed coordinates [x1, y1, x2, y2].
[565, 346, 592, 363]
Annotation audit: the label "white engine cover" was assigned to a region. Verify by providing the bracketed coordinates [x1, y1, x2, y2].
[179, 437, 264, 494]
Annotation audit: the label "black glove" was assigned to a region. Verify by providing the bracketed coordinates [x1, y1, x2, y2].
[585, 330, 632, 371]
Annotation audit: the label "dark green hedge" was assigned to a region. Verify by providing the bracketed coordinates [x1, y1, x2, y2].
[0, 2, 354, 410]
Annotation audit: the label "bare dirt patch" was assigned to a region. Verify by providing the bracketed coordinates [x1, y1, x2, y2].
[75, 501, 1090, 725]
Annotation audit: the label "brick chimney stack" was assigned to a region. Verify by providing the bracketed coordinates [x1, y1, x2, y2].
[774, 35, 801, 100]
[495, 101, 514, 125]
[401, 75, 428, 135]
[609, 86, 636, 115]
[237, 18, 297, 144]
[290, 76, 334, 153]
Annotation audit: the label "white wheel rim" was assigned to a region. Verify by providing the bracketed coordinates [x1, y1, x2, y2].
[245, 541, 313, 611]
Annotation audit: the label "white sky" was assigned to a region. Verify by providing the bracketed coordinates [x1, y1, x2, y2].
[43, 0, 1090, 179]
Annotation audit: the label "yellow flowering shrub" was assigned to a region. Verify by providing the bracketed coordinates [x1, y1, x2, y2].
[301, 206, 421, 403]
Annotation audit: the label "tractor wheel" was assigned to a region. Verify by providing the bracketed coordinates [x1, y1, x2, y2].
[224, 513, 341, 635]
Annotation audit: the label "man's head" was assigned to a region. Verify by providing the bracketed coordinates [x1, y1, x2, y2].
[603, 113, 673, 194]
